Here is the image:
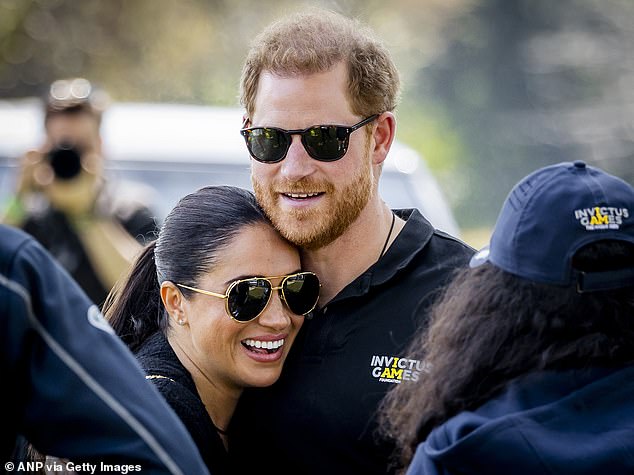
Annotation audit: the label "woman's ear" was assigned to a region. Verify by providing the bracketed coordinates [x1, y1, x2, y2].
[161, 282, 187, 326]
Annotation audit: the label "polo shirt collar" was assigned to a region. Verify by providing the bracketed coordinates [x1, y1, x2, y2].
[331, 208, 434, 302]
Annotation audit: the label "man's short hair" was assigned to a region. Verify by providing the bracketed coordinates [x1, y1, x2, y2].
[240, 10, 401, 119]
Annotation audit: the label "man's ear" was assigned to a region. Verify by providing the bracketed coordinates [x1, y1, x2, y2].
[161, 281, 187, 326]
[371, 111, 396, 166]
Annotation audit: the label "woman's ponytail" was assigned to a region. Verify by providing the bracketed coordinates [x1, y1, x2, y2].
[103, 241, 165, 352]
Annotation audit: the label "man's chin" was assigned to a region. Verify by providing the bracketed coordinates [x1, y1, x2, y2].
[275, 218, 346, 250]
[274, 219, 321, 248]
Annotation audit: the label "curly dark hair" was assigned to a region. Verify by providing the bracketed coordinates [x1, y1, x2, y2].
[378, 240, 634, 472]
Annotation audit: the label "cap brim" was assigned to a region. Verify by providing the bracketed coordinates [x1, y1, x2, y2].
[469, 245, 491, 268]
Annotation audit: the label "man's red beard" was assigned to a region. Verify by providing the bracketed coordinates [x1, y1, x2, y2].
[252, 159, 374, 250]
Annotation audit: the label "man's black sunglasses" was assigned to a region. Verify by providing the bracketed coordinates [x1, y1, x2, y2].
[240, 114, 379, 163]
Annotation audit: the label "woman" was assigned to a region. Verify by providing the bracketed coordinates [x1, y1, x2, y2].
[104, 186, 320, 475]
[380, 161, 634, 475]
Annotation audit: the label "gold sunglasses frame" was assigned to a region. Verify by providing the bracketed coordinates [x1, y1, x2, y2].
[176, 271, 320, 323]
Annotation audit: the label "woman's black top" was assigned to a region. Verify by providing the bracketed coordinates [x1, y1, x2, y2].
[135, 331, 230, 475]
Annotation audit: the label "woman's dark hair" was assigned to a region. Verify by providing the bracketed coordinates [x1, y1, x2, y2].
[103, 186, 269, 352]
[378, 240, 634, 471]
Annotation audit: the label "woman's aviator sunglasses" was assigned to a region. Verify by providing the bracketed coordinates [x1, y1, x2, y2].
[176, 271, 320, 323]
[240, 114, 379, 163]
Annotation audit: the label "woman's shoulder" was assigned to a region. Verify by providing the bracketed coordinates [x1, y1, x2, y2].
[136, 333, 216, 440]
[135, 332, 201, 403]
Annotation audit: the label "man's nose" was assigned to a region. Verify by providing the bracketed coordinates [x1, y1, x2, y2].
[279, 135, 317, 180]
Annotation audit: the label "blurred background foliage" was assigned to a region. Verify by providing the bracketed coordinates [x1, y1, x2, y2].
[1, 0, 633, 242]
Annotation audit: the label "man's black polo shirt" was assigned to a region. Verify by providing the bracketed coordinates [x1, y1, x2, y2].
[229, 209, 474, 475]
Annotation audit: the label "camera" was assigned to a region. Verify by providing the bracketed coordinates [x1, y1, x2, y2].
[47, 142, 83, 180]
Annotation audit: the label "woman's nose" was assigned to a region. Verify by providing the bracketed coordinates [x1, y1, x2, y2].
[256, 291, 292, 330]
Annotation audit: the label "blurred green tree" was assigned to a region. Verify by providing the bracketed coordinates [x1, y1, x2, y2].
[1, 0, 632, 232]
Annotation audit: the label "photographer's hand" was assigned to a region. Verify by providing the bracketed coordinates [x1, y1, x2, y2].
[1, 150, 50, 226]
[3, 146, 92, 225]
[16, 150, 50, 194]
[45, 166, 100, 216]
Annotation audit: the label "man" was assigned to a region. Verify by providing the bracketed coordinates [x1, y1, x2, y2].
[1, 224, 209, 474]
[229, 10, 474, 475]
[2, 78, 156, 306]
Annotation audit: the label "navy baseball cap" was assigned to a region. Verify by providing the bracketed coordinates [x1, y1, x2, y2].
[470, 161, 634, 291]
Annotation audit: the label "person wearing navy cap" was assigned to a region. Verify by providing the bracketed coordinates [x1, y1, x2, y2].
[379, 161, 634, 475]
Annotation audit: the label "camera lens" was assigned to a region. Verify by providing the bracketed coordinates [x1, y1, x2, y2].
[47, 142, 82, 180]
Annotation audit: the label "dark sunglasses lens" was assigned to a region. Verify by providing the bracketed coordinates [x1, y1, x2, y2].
[246, 128, 289, 163]
[282, 273, 320, 315]
[227, 279, 272, 321]
[303, 126, 348, 161]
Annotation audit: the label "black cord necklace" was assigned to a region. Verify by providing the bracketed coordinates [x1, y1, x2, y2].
[212, 421, 228, 436]
[379, 212, 396, 259]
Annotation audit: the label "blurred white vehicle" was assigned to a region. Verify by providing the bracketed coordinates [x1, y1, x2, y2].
[0, 99, 460, 235]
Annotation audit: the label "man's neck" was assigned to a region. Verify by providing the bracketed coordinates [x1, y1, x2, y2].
[301, 200, 405, 305]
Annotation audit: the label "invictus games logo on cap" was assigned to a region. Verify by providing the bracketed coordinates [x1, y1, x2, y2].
[574, 206, 630, 231]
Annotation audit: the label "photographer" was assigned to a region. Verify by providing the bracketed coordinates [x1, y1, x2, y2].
[2, 78, 157, 306]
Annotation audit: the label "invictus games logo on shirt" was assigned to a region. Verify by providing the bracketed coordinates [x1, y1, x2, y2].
[574, 206, 629, 231]
[370, 355, 429, 384]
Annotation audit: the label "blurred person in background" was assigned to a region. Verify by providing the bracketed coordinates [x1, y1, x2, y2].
[1, 223, 210, 475]
[229, 9, 473, 475]
[104, 186, 321, 475]
[1, 78, 157, 307]
[380, 161, 634, 475]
